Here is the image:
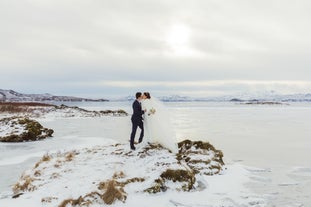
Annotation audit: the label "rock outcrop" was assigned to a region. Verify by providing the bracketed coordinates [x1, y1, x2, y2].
[0, 117, 54, 142]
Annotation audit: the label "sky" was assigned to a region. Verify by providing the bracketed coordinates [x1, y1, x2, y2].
[1, 0, 311, 98]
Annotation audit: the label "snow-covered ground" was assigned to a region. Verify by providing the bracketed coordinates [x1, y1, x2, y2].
[0, 101, 311, 206]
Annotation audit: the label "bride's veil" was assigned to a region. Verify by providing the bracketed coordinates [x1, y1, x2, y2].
[148, 96, 178, 153]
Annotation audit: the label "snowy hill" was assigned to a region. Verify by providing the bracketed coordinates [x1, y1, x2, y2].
[0, 140, 265, 207]
[0, 89, 108, 102]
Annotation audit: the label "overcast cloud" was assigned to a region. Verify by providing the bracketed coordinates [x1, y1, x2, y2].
[1, 0, 311, 98]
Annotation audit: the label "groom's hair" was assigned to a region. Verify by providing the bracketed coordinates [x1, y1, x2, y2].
[135, 92, 142, 99]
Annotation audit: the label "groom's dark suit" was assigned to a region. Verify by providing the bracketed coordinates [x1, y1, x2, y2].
[130, 99, 144, 149]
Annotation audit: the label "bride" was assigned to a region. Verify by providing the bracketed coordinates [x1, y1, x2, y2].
[141, 92, 178, 153]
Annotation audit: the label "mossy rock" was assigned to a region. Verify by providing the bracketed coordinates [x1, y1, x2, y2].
[177, 139, 225, 175]
[161, 169, 196, 191]
[145, 169, 195, 193]
[178, 139, 216, 152]
[0, 117, 54, 142]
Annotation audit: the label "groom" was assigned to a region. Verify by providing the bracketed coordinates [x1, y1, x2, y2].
[130, 92, 145, 150]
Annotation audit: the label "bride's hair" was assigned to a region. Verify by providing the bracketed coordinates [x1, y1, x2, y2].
[144, 92, 151, 99]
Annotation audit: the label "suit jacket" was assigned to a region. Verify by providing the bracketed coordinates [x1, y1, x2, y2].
[131, 100, 144, 123]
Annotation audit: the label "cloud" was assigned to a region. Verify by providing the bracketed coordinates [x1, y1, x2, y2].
[1, 0, 311, 97]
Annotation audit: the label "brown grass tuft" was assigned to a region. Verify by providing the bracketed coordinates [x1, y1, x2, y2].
[112, 171, 125, 179]
[144, 178, 165, 193]
[50, 172, 60, 179]
[34, 154, 51, 168]
[41, 197, 58, 203]
[58, 196, 85, 207]
[54, 163, 61, 168]
[98, 181, 107, 191]
[65, 151, 76, 162]
[121, 177, 145, 186]
[12, 175, 37, 194]
[42, 154, 51, 162]
[101, 180, 127, 205]
[34, 170, 41, 177]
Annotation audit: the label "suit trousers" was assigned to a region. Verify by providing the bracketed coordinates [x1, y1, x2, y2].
[130, 120, 144, 147]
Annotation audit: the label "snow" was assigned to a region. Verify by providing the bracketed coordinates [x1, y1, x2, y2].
[0, 118, 27, 137]
[1, 101, 311, 206]
[0, 141, 264, 207]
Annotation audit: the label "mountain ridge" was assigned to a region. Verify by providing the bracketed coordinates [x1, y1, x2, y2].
[2, 89, 311, 102]
[115, 92, 311, 102]
[0, 89, 108, 102]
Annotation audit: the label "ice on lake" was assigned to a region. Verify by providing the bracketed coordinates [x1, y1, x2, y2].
[0, 101, 310, 206]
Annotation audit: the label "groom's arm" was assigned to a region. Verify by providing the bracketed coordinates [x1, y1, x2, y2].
[139, 103, 145, 115]
[133, 101, 144, 116]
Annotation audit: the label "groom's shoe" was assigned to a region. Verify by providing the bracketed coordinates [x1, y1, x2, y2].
[138, 138, 143, 143]
[130, 146, 136, 150]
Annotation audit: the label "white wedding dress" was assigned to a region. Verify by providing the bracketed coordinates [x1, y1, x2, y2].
[142, 97, 178, 153]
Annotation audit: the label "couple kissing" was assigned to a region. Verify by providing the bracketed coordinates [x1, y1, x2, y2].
[129, 92, 178, 153]
[129, 92, 151, 150]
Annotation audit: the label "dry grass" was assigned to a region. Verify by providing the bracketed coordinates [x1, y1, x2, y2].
[145, 168, 196, 194]
[59, 179, 127, 206]
[121, 177, 145, 186]
[12, 175, 37, 194]
[0, 102, 54, 113]
[41, 197, 58, 203]
[137, 143, 165, 158]
[34, 154, 51, 168]
[161, 169, 196, 191]
[65, 151, 76, 162]
[50, 172, 60, 179]
[42, 154, 52, 162]
[54, 163, 61, 168]
[100, 180, 127, 205]
[34, 170, 41, 177]
[112, 171, 125, 179]
[58, 196, 85, 207]
[144, 178, 165, 194]
[58, 171, 134, 206]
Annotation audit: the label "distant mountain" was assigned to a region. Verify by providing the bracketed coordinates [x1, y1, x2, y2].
[227, 91, 311, 102]
[115, 92, 311, 102]
[0, 89, 108, 102]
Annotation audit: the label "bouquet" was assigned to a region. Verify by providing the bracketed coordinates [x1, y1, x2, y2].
[148, 108, 156, 116]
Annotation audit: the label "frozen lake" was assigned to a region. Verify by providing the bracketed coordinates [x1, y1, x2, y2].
[1, 101, 311, 206]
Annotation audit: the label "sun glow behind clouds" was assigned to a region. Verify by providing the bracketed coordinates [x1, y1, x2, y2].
[165, 24, 201, 57]
[166, 24, 190, 45]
